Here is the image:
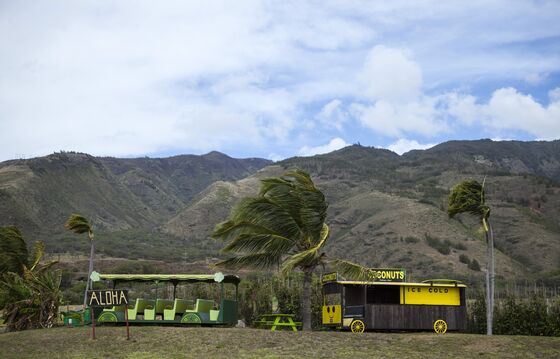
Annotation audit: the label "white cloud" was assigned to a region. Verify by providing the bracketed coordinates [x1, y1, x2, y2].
[524, 73, 547, 86]
[299, 138, 349, 157]
[445, 87, 560, 140]
[548, 88, 560, 102]
[350, 47, 449, 137]
[386, 139, 436, 155]
[0, 1, 559, 161]
[316, 99, 348, 131]
[268, 153, 284, 162]
[351, 97, 449, 137]
[0, 1, 288, 159]
[491, 137, 514, 142]
[361, 45, 422, 102]
[484, 87, 560, 140]
[446, 93, 480, 125]
[351, 43, 560, 141]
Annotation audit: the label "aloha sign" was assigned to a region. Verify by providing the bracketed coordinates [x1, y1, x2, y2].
[87, 289, 129, 308]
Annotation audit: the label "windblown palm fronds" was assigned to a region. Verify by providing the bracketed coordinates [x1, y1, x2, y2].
[0, 229, 61, 332]
[448, 179, 491, 231]
[0, 226, 29, 275]
[65, 214, 94, 240]
[65, 213, 94, 306]
[213, 170, 329, 271]
[212, 169, 373, 330]
[448, 178, 495, 335]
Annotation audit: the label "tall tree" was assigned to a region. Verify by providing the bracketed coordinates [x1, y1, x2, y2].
[65, 214, 94, 307]
[448, 179, 494, 335]
[212, 169, 374, 331]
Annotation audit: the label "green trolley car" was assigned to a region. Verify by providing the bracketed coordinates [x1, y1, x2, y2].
[95, 273, 240, 326]
[322, 271, 467, 333]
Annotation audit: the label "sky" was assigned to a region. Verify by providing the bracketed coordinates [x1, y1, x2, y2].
[1, 0, 559, 162]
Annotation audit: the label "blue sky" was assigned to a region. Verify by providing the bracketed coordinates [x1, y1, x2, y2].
[1, 0, 559, 162]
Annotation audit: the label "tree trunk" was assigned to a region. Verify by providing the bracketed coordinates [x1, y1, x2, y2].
[83, 241, 95, 307]
[302, 268, 313, 331]
[486, 220, 495, 335]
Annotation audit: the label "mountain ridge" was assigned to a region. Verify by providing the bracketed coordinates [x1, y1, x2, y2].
[1, 140, 559, 283]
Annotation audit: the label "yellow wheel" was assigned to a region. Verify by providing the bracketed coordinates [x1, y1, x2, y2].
[434, 319, 447, 334]
[350, 319, 365, 333]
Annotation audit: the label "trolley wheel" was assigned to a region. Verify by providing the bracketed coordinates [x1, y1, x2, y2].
[350, 319, 366, 333]
[97, 312, 118, 323]
[433, 319, 447, 334]
[181, 312, 202, 325]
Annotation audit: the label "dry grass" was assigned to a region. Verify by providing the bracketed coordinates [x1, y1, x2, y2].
[0, 326, 559, 359]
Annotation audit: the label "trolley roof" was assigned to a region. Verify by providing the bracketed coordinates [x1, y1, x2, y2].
[327, 280, 466, 288]
[98, 273, 241, 285]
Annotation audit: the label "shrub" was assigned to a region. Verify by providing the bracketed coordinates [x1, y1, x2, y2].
[404, 236, 420, 244]
[452, 242, 467, 251]
[236, 273, 323, 329]
[468, 287, 560, 336]
[468, 259, 481, 271]
[425, 234, 450, 255]
[459, 254, 470, 265]
[467, 291, 486, 334]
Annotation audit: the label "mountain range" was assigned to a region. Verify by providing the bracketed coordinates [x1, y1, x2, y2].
[1, 140, 559, 284]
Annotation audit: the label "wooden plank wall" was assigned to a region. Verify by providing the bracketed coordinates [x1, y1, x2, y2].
[365, 304, 467, 331]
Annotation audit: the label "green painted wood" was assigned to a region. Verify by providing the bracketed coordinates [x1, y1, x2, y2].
[219, 299, 238, 325]
[184, 299, 214, 314]
[181, 312, 202, 324]
[127, 299, 155, 320]
[163, 299, 194, 321]
[97, 311, 118, 323]
[257, 314, 299, 331]
[99, 273, 241, 285]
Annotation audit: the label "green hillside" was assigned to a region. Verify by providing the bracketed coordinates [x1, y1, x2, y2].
[1, 140, 559, 284]
[165, 140, 560, 283]
[0, 151, 270, 259]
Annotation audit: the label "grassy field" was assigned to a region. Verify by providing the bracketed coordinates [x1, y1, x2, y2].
[0, 326, 559, 359]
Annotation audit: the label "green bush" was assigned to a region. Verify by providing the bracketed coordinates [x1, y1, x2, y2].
[450, 241, 467, 251]
[468, 259, 481, 271]
[236, 273, 323, 328]
[459, 254, 470, 265]
[468, 288, 560, 336]
[404, 236, 420, 244]
[467, 291, 486, 334]
[425, 234, 450, 255]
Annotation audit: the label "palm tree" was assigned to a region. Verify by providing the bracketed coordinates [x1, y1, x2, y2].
[0, 226, 29, 275]
[65, 214, 94, 307]
[448, 178, 494, 335]
[0, 232, 61, 332]
[212, 169, 375, 331]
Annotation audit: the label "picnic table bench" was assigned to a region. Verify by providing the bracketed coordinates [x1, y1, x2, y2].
[254, 314, 302, 331]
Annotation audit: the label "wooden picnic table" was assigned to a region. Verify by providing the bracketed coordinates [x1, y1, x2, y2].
[255, 313, 301, 331]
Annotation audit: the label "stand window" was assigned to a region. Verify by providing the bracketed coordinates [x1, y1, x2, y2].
[366, 285, 400, 304]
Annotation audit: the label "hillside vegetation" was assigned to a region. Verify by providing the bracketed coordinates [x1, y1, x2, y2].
[0, 151, 270, 260]
[166, 140, 560, 283]
[1, 140, 559, 284]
